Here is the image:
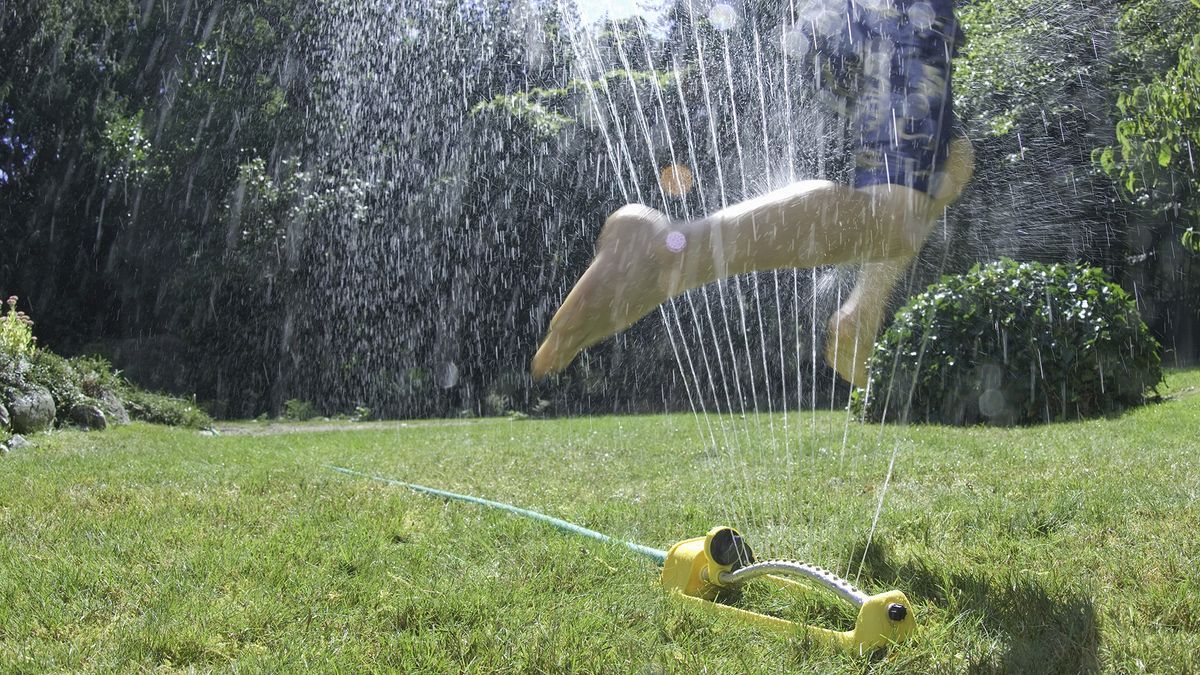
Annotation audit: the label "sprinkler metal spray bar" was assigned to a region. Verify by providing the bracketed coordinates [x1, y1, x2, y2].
[326, 465, 916, 654]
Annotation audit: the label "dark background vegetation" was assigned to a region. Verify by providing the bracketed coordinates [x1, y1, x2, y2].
[2, 0, 1197, 419]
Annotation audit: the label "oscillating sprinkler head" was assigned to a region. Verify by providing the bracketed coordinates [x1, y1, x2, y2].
[660, 527, 917, 655]
[706, 526, 755, 570]
[660, 526, 750, 599]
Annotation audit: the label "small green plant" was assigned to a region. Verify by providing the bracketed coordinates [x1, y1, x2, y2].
[71, 355, 123, 398]
[282, 398, 319, 421]
[28, 350, 87, 417]
[483, 392, 512, 418]
[0, 296, 36, 359]
[860, 259, 1163, 425]
[1184, 227, 1200, 254]
[122, 388, 213, 429]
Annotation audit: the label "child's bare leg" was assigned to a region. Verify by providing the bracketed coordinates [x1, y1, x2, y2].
[825, 260, 911, 388]
[824, 136, 976, 386]
[530, 180, 936, 379]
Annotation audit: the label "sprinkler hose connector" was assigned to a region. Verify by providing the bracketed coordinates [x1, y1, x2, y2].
[660, 527, 916, 654]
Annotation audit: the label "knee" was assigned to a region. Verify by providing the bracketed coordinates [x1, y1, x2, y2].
[602, 204, 668, 237]
[607, 203, 668, 225]
[931, 137, 975, 208]
[597, 204, 672, 254]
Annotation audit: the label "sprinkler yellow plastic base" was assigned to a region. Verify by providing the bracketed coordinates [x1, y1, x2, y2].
[660, 527, 916, 654]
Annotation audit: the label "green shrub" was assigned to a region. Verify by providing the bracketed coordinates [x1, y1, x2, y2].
[860, 260, 1163, 425]
[483, 392, 512, 418]
[0, 297, 210, 431]
[0, 346, 31, 395]
[122, 388, 214, 429]
[0, 296, 36, 359]
[282, 399, 318, 421]
[71, 355, 124, 398]
[1, 297, 36, 404]
[28, 350, 88, 419]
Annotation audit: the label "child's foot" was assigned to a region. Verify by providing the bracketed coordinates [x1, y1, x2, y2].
[531, 205, 678, 379]
[823, 264, 900, 388]
[931, 136, 975, 214]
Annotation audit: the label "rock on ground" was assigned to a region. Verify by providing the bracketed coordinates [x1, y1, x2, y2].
[70, 404, 108, 431]
[7, 435, 33, 450]
[97, 390, 130, 425]
[8, 386, 55, 434]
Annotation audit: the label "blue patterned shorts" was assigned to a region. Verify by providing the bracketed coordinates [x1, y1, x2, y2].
[809, 0, 963, 194]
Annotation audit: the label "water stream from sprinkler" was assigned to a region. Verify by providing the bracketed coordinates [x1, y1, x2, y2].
[305, 0, 1144, 575]
[546, 0, 963, 572]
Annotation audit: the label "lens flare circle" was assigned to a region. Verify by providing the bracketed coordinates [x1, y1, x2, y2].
[708, 3, 740, 31]
[783, 28, 812, 60]
[906, 2, 936, 29]
[659, 164, 695, 196]
[978, 389, 1007, 418]
[665, 231, 687, 252]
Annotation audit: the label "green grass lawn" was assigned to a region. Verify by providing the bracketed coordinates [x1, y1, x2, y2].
[2, 371, 1198, 673]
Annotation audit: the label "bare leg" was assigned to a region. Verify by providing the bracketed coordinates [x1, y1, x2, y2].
[825, 260, 910, 388]
[824, 137, 977, 386]
[530, 183, 926, 379]
[531, 139, 974, 380]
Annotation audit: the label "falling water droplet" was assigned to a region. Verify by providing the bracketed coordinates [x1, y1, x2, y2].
[783, 28, 812, 60]
[906, 2, 937, 30]
[435, 362, 460, 389]
[707, 4, 740, 31]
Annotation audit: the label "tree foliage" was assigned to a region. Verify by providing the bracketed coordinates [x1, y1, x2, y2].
[2, 0, 1198, 418]
[1, 0, 321, 414]
[1099, 1, 1200, 250]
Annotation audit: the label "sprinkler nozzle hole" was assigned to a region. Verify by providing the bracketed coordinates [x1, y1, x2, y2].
[887, 603, 908, 622]
[708, 527, 755, 568]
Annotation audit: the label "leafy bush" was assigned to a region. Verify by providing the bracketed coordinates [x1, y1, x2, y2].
[483, 392, 512, 418]
[2, 303, 211, 434]
[282, 399, 318, 421]
[1102, 34, 1200, 252]
[28, 350, 88, 418]
[122, 388, 213, 429]
[71, 355, 124, 398]
[0, 336, 33, 401]
[860, 260, 1163, 425]
[0, 296, 36, 359]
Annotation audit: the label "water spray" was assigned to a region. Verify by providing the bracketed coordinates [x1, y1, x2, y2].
[326, 465, 915, 655]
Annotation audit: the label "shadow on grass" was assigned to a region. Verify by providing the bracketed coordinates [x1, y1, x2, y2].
[853, 540, 1100, 674]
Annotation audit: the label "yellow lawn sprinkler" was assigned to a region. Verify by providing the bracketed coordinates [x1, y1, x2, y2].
[327, 466, 916, 655]
[660, 526, 915, 653]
